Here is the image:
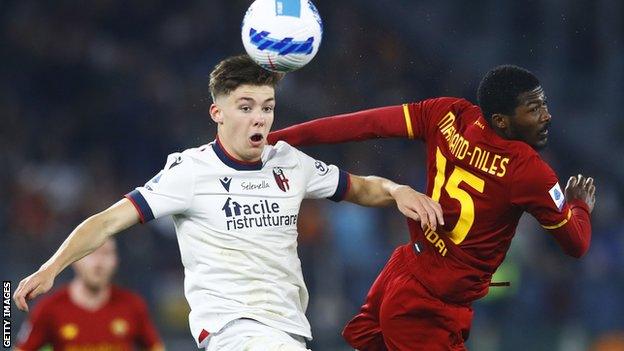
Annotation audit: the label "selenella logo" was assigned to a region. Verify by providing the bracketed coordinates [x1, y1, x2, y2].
[241, 180, 270, 190]
[273, 167, 290, 192]
[221, 197, 297, 230]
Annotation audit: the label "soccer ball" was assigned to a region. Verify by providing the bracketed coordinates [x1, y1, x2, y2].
[241, 0, 323, 72]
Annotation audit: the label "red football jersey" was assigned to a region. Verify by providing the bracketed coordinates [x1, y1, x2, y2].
[269, 97, 590, 304]
[400, 97, 572, 303]
[17, 285, 162, 351]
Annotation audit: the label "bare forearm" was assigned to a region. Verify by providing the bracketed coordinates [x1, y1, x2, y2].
[41, 199, 138, 277]
[14, 199, 139, 312]
[345, 174, 444, 230]
[41, 214, 112, 276]
[346, 175, 401, 207]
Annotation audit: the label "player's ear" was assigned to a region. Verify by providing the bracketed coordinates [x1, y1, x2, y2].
[209, 103, 223, 124]
[491, 113, 509, 130]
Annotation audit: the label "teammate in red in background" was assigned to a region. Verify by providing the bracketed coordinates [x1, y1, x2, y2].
[16, 238, 164, 351]
[268, 65, 596, 350]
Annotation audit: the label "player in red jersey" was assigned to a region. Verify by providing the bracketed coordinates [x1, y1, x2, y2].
[268, 65, 595, 350]
[16, 238, 164, 351]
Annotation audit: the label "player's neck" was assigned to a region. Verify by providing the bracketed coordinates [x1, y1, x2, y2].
[215, 135, 262, 164]
[69, 280, 112, 311]
[492, 126, 509, 140]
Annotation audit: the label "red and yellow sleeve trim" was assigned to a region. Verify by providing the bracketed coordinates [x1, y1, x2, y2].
[543, 208, 572, 230]
[402, 104, 414, 139]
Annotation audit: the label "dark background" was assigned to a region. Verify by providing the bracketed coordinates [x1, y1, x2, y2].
[1, 1, 622, 350]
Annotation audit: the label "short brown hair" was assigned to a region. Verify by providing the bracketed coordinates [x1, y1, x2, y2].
[209, 54, 284, 101]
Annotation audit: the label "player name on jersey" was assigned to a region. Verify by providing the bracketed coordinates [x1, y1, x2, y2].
[438, 112, 510, 177]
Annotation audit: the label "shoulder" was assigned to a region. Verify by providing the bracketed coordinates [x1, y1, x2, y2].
[110, 286, 148, 309]
[419, 97, 477, 112]
[111, 285, 145, 302]
[510, 144, 556, 182]
[175, 142, 233, 168]
[175, 145, 208, 163]
[31, 286, 70, 313]
[511, 142, 544, 164]
[156, 146, 208, 173]
[441, 97, 482, 120]
[413, 97, 481, 130]
[181, 143, 212, 157]
[43, 285, 70, 304]
[271, 140, 295, 153]
[264, 141, 302, 165]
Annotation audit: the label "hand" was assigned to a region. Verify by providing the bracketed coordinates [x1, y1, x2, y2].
[564, 174, 596, 213]
[391, 185, 444, 230]
[13, 268, 56, 312]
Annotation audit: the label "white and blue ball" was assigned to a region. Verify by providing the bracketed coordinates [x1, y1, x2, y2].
[241, 0, 323, 72]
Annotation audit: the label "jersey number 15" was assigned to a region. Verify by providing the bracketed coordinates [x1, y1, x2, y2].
[431, 147, 485, 244]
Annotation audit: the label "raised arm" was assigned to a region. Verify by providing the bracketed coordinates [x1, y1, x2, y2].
[549, 174, 595, 258]
[345, 175, 444, 231]
[13, 198, 139, 311]
[268, 105, 409, 146]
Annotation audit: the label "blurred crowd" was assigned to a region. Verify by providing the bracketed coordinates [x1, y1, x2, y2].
[1, 1, 622, 350]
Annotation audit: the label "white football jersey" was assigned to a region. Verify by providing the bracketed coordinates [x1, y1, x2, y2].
[125, 140, 349, 348]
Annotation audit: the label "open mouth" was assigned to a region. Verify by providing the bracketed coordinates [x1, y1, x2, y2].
[249, 133, 264, 145]
[538, 122, 551, 138]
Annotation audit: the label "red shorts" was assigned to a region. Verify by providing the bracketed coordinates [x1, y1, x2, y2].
[342, 245, 474, 351]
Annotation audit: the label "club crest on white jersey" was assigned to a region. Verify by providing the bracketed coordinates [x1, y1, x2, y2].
[125, 140, 350, 347]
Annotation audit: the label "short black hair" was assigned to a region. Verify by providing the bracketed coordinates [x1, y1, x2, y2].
[209, 54, 284, 101]
[477, 65, 540, 124]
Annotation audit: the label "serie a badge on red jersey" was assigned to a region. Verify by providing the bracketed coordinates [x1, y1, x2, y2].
[548, 183, 565, 211]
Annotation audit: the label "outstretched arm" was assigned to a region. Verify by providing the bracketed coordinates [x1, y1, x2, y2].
[13, 198, 139, 311]
[268, 105, 409, 146]
[345, 175, 444, 231]
[549, 174, 595, 258]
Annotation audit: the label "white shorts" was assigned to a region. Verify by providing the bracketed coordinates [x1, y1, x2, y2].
[205, 318, 311, 351]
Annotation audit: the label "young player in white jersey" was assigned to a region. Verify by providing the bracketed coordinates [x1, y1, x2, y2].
[14, 55, 444, 351]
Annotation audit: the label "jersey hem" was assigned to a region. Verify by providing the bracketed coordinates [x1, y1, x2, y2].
[192, 315, 312, 348]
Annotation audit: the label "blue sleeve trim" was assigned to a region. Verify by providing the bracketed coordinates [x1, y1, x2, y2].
[328, 170, 350, 202]
[126, 189, 155, 223]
